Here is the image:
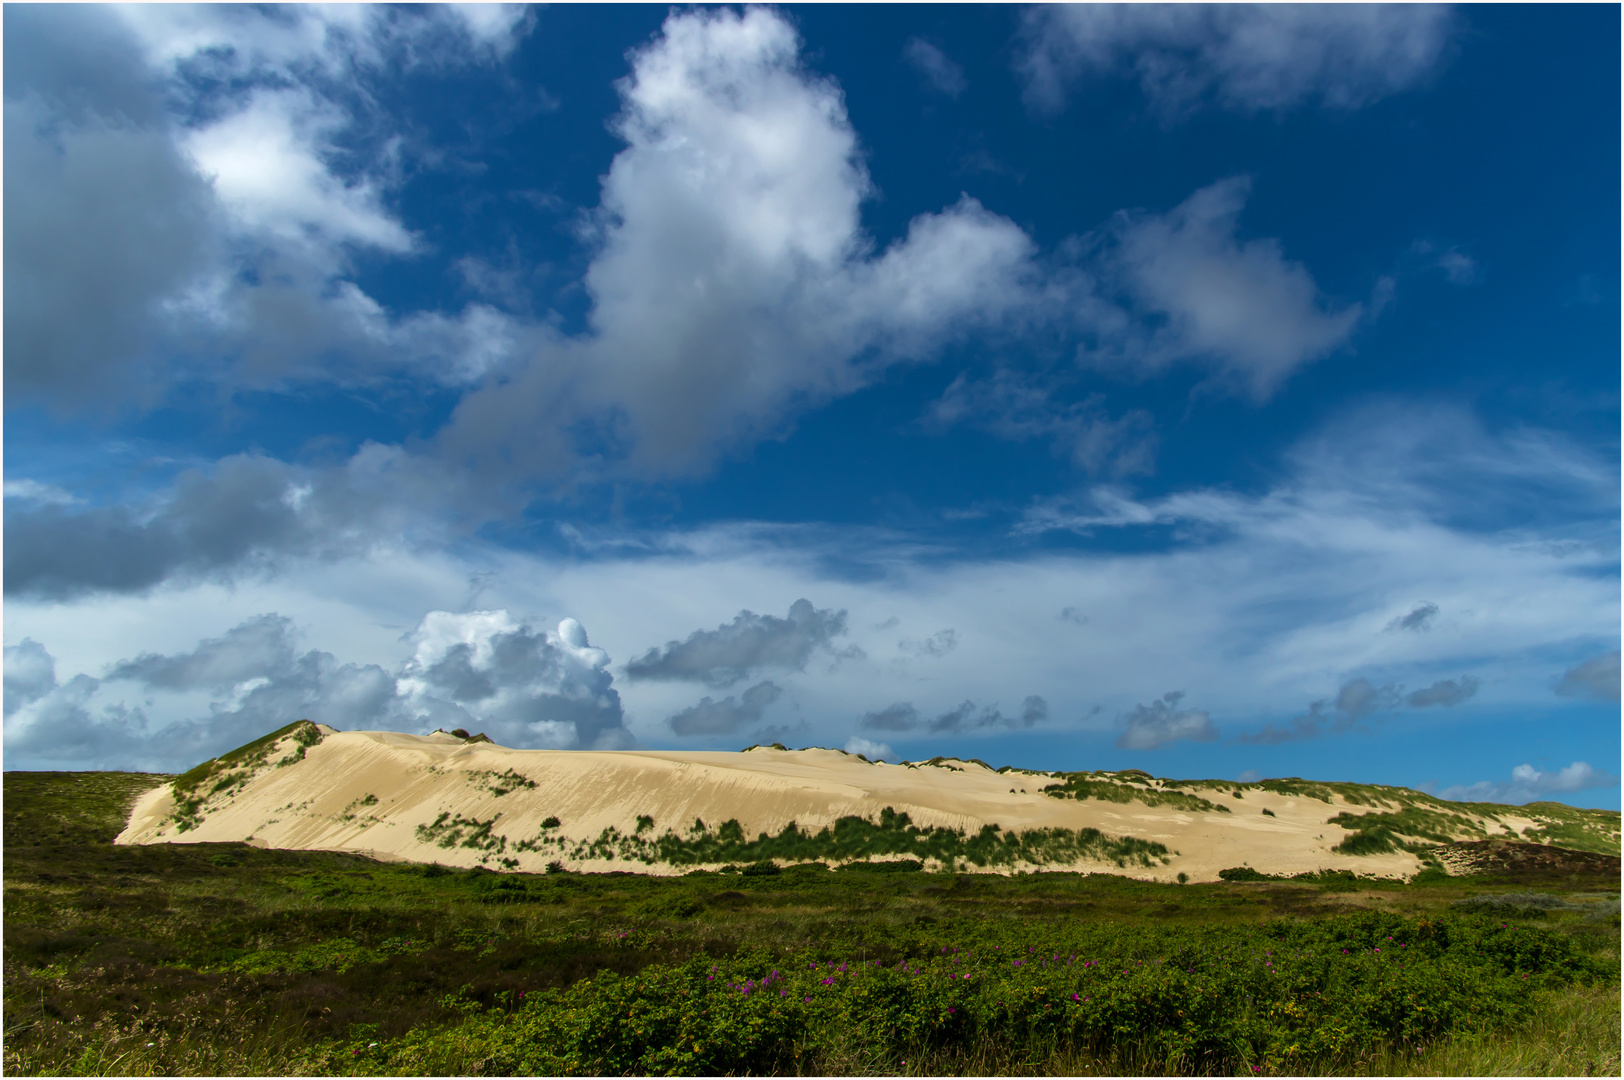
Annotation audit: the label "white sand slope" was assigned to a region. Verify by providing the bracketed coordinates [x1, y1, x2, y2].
[117, 724, 1544, 882]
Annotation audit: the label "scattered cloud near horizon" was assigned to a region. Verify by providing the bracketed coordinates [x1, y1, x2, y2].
[844, 735, 894, 761]
[1439, 761, 1617, 805]
[1239, 674, 1479, 745]
[858, 696, 1049, 736]
[1117, 691, 1217, 750]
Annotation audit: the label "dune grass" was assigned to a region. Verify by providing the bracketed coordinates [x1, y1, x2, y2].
[3, 770, 1618, 1077]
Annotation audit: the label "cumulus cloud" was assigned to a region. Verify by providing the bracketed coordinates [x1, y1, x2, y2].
[859, 696, 1048, 735]
[669, 680, 783, 737]
[1090, 177, 1364, 399]
[1386, 602, 1439, 632]
[4, 4, 537, 411]
[1440, 761, 1617, 805]
[1016, 4, 1455, 116]
[4, 607, 631, 769]
[397, 612, 629, 749]
[1554, 650, 1620, 702]
[1116, 691, 1218, 750]
[3, 5, 220, 408]
[7, 620, 402, 770]
[439, 7, 1043, 480]
[925, 370, 1158, 476]
[107, 613, 299, 691]
[844, 735, 894, 760]
[624, 598, 851, 688]
[903, 38, 966, 97]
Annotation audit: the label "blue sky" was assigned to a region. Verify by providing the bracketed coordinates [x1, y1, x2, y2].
[4, 4, 1618, 809]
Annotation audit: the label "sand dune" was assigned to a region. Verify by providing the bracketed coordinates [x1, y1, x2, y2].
[117, 722, 1606, 882]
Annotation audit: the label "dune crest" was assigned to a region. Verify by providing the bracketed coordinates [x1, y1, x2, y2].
[115, 723, 1618, 882]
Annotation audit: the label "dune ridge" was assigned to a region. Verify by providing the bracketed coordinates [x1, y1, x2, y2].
[115, 722, 1619, 882]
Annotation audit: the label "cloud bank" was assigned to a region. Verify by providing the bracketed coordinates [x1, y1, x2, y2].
[3, 608, 631, 770]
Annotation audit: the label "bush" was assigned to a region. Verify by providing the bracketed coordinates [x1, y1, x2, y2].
[379, 912, 1611, 1077]
[741, 860, 781, 877]
[1218, 866, 1271, 882]
[838, 859, 923, 873]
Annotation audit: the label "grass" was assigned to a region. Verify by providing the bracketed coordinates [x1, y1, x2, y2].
[3, 770, 1619, 1077]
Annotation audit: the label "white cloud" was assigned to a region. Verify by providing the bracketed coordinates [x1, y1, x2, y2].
[1440, 761, 1617, 805]
[1017, 4, 1456, 116]
[5, 5, 539, 409]
[903, 38, 966, 98]
[1093, 177, 1363, 399]
[845, 735, 894, 761]
[397, 612, 629, 750]
[3, 480, 82, 506]
[182, 87, 414, 258]
[438, 7, 1044, 480]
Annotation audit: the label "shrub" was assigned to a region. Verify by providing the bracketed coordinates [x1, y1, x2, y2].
[1218, 867, 1271, 882]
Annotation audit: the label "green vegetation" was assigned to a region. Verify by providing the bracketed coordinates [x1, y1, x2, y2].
[1517, 802, 1624, 855]
[513, 807, 1172, 872]
[163, 720, 325, 833]
[469, 769, 538, 798]
[1328, 806, 1497, 855]
[4, 770, 1620, 1077]
[1042, 773, 1231, 814]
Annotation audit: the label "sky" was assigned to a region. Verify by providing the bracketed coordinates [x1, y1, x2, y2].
[3, 3, 1619, 809]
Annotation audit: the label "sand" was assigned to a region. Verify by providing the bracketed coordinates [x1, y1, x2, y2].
[116, 726, 1504, 882]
